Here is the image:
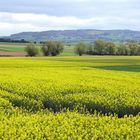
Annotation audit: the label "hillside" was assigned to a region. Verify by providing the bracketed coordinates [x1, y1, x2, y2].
[10, 29, 140, 43]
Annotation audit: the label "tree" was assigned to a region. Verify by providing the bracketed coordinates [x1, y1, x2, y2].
[116, 44, 131, 56]
[74, 42, 86, 56]
[41, 41, 64, 56]
[52, 41, 64, 56]
[126, 42, 138, 55]
[86, 44, 95, 55]
[25, 43, 39, 56]
[135, 46, 140, 55]
[116, 44, 126, 55]
[104, 42, 116, 55]
[94, 40, 106, 55]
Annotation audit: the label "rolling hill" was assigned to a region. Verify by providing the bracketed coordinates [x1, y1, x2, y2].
[10, 29, 140, 43]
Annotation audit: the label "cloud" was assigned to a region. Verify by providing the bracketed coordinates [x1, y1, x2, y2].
[0, 0, 140, 35]
[0, 0, 139, 17]
[0, 12, 140, 36]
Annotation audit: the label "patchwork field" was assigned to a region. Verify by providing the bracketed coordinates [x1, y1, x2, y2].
[0, 42, 26, 52]
[0, 56, 140, 139]
[0, 42, 75, 56]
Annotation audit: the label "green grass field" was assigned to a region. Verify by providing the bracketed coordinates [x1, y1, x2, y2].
[0, 42, 26, 52]
[0, 56, 140, 139]
[0, 42, 75, 56]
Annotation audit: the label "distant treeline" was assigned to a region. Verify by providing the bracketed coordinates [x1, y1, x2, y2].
[0, 38, 29, 43]
[75, 40, 140, 56]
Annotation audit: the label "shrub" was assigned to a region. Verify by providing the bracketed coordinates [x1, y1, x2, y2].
[41, 41, 64, 56]
[25, 43, 39, 56]
[74, 42, 87, 56]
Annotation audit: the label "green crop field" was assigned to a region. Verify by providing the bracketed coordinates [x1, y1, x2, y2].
[0, 42, 26, 52]
[61, 45, 75, 56]
[0, 42, 75, 56]
[0, 56, 140, 139]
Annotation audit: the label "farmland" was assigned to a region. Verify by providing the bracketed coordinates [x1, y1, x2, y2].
[0, 42, 26, 52]
[0, 42, 75, 56]
[0, 56, 140, 139]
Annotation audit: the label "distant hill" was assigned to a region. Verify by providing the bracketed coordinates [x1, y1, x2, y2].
[10, 29, 140, 43]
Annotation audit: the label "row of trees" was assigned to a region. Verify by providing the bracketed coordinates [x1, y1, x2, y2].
[0, 38, 29, 43]
[74, 40, 140, 56]
[25, 39, 140, 57]
[25, 41, 64, 56]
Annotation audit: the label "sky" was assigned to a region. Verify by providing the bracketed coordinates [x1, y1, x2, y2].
[0, 0, 140, 36]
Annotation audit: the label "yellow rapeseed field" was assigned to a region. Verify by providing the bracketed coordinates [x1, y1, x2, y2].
[0, 56, 140, 139]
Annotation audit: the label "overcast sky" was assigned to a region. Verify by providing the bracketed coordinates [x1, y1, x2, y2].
[0, 0, 140, 36]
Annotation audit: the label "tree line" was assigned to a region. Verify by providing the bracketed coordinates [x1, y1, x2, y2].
[74, 40, 140, 56]
[25, 40, 140, 56]
[0, 38, 29, 43]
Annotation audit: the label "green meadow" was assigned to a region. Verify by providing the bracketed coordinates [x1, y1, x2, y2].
[0, 42, 26, 52]
[0, 42, 75, 56]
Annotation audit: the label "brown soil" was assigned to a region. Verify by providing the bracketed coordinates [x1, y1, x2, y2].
[0, 51, 26, 57]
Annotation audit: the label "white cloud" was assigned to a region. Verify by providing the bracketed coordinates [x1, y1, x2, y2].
[0, 0, 139, 17]
[0, 0, 140, 35]
[0, 12, 140, 36]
